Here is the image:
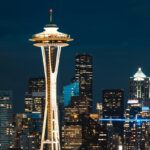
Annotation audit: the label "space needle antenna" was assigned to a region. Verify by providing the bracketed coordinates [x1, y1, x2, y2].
[49, 8, 53, 23]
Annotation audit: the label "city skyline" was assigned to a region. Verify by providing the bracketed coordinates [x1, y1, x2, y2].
[1, 0, 150, 112]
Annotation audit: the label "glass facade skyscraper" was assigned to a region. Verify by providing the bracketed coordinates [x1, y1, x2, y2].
[20, 113, 42, 150]
[102, 89, 124, 136]
[130, 68, 150, 107]
[14, 77, 45, 150]
[124, 68, 150, 149]
[25, 77, 45, 114]
[75, 54, 93, 114]
[63, 81, 79, 107]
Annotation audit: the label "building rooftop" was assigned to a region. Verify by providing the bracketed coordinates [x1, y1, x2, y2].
[133, 68, 146, 81]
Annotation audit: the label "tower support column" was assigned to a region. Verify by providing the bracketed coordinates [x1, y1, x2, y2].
[40, 45, 61, 150]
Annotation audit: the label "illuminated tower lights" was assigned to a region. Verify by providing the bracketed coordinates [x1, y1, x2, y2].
[30, 9, 73, 150]
[130, 67, 150, 107]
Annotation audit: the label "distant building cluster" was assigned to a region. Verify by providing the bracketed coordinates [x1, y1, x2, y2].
[0, 54, 150, 150]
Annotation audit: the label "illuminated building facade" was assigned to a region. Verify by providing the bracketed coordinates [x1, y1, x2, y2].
[123, 99, 146, 150]
[28, 77, 45, 93]
[25, 77, 45, 114]
[124, 68, 150, 149]
[25, 92, 45, 114]
[130, 68, 150, 107]
[75, 54, 93, 114]
[0, 91, 14, 149]
[30, 10, 73, 150]
[102, 89, 124, 136]
[81, 114, 108, 150]
[62, 94, 82, 149]
[21, 113, 42, 150]
[22, 78, 45, 149]
[12, 113, 24, 149]
[62, 125, 82, 150]
[63, 81, 79, 107]
[12, 78, 45, 149]
[62, 54, 105, 150]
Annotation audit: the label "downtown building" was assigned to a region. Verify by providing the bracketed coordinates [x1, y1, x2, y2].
[62, 54, 109, 150]
[75, 54, 93, 114]
[102, 89, 124, 135]
[102, 89, 124, 149]
[124, 68, 150, 150]
[14, 77, 45, 150]
[62, 54, 93, 149]
[129, 67, 150, 107]
[24, 77, 45, 114]
[0, 91, 14, 149]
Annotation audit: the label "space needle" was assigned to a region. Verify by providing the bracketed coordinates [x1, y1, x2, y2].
[30, 9, 73, 150]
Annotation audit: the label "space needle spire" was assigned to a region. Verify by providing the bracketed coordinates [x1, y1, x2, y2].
[30, 9, 73, 150]
[49, 9, 53, 23]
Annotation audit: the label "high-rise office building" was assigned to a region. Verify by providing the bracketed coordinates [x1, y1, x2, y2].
[124, 68, 150, 150]
[130, 68, 150, 107]
[25, 77, 45, 114]
[102, 89, 124, 136]
[123, 99, 147, 150]
[75, 54, 93, 114]
[81, 114, 108, 150]
[25, 93, 45, 114]
[62, 124, 82, 150]
[14, 78, 45, 150]
[20, 113, 42, 150]
[28, 77, 45, 93]
[63, 54, 106, 150]
[63, 81, 79, 107]
[62, 83, 81, 150]
[63, 54, 104, 150]
[13, 113, 24, 149]
[0, 91, 14, 149]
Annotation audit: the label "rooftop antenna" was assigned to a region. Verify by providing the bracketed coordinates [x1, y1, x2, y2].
[49, 8, 53, 23]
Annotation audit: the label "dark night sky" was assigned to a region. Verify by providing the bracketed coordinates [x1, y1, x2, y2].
[1, 0, 150, 112]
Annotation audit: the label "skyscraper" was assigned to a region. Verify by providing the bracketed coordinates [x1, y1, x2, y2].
[28, 77, 45, 93]
[75, 54, 93, 114]
[12, 77, 46, 150]
[0, 91, 13, 149]
[62, 54, 105, 150]
[13, 78, 45, 150]
[20, 113, 42, 150]
[130, 67, 150, 107]
[81, 114, 108, 150]
[124, 68, 150, 149]
[30, 9, 73, 150]
[62, 54, 93, 149]
[63, 81, 79, 107]
[25, 77, 45, 114]
[62, 81, 81, 149]
[102, 89, 124, 136]
[123, 99, 145, 150]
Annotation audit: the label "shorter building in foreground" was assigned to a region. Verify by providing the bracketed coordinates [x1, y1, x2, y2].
[14, 112, 42, 150]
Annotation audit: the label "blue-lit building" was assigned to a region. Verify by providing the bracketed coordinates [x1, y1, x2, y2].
[63, 81, 79, 107]
[0, 91, 14, 149]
